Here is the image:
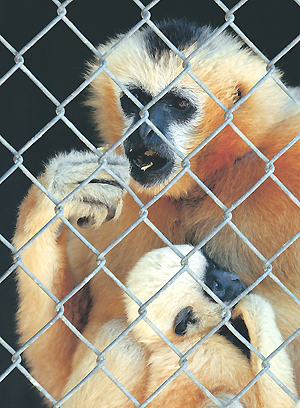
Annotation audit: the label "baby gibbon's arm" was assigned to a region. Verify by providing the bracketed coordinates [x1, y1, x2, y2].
[234, 294, 297, 408]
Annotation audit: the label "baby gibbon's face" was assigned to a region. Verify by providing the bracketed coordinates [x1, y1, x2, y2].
[125, 245, 246, 344]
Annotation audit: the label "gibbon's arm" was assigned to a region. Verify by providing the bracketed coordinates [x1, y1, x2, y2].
[13, 150, 130, 399]
[233, 294, 297, 408]
[62, 318, 147, 408]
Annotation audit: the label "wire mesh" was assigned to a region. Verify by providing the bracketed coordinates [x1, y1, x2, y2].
[1, 0, 300, 407]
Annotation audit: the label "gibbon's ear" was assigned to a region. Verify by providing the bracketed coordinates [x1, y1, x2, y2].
[174, 306, 197, 336]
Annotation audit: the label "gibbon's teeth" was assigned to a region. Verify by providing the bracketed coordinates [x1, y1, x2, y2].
[140, 151, 156, 169]
[141, 162, 154, 171]
[133, 151, 156, 171]
[129, 149, 169, 172]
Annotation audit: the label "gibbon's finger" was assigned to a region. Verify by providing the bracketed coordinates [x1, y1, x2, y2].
[77, 215, 97, 228]
[76, 203, 116, 228]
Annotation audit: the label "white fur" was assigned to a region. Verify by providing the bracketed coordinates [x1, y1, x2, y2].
[125, 245, 224, 344]
[203, 394, 244, 407]
[63, 318, 146, 408]
[63, 245, 296, 407]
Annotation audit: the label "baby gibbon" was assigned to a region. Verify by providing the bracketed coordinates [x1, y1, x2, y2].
[13, 19, 300, 399]
[62, 246, 296, 407]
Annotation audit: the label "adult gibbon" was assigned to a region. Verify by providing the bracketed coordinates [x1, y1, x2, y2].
[13, 19, 300, 401]
[62, 246, 296, 407]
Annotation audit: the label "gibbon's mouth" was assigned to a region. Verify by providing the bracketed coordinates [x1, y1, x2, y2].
[125, 147, 174, 187]
[127, 148, 169, 172]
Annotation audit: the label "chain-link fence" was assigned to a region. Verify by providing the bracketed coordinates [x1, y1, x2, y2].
[1, 0, 300, 407]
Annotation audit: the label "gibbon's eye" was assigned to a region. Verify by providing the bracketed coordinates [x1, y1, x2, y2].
[168, 96, 191, 111]
[204, 263, 247, 303]
[212, 278, 222, 292]
[120, 87, 152, 116]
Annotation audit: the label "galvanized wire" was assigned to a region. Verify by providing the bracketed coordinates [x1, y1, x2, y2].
[1, 0, 300, 406]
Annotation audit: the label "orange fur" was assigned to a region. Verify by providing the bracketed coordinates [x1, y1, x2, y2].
[13, 22, 300, 403]
[13, 186, 79, 398]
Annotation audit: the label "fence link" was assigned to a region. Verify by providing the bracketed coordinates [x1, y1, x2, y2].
[1, 0, 300, 407]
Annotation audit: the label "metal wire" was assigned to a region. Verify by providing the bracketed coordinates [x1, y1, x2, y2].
[1, 0, 300, 407]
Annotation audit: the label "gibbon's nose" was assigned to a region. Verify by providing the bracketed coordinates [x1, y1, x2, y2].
[206, 268, 247, 303]
[139, 105, 165, 144]
[139, 121, 154, 142]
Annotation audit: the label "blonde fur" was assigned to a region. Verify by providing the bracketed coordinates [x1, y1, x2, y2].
[13, 150, 130, 399]
[63, 246, 296, 407]
[62, 318, 147, 407]
[13, 21, 300, 401]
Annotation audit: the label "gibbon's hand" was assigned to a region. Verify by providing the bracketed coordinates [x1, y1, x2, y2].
[39, 149, 130, 228]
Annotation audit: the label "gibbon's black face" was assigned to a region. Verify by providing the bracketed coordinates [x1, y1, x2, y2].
[174, 253, 247, 336]
[121, 87, 197, 187]
[91, 20, 265, 189]
[119, 20, 212, 188]
[203, 256, 247, 303]
[121, 86, 197, 187]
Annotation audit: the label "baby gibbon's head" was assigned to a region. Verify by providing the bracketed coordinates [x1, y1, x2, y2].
[124, 245, 246, 345]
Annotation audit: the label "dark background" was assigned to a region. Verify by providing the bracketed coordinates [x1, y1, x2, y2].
[0, 0, 299, 406]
